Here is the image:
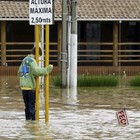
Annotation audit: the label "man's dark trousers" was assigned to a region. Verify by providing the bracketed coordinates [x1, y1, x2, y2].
[22, 90, 35, 120]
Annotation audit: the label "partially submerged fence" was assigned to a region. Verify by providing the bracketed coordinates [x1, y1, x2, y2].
[0, 66, 140, 76]
[0, 41, 140, 76]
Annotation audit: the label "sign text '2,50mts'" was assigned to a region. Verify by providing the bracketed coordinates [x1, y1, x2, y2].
[30, 17, 51, 24]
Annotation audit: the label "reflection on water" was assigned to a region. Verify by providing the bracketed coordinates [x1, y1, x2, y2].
[60, 88, 79, 105]
[0, 76, 140, 140]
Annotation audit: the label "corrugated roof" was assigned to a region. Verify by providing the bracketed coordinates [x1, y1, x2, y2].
[78, 0, 140, 20]
[0, 1, 28, 19]
[0, 0, 140, 21]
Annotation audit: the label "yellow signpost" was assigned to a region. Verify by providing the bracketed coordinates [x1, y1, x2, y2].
[35, 25, 50, 122]
[45, 25, 49, 123]
[35, 25, 40, 121]
[30, 0, 53, 123]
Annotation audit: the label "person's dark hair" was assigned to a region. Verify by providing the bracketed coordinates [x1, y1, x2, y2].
[31, 47, 42, 56]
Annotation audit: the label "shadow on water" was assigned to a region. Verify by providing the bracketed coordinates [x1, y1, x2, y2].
[0, 76, 140, 140]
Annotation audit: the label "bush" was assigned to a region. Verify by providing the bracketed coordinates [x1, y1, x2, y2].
[78, 75, 118, 87]
[51, 75, 60, 87]
[129, 76, 140, 86]
[52, 75, 118, 87]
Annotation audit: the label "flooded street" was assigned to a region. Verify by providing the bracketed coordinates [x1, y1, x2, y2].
[0, 76, 140, 140]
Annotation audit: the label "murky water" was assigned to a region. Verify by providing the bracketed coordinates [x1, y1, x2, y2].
[0, 76, 140, 140]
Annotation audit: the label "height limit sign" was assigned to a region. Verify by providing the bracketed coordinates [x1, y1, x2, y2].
[29, 0, 53, 25]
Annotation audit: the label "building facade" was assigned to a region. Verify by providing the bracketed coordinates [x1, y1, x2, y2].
[1, 0, 140, 75]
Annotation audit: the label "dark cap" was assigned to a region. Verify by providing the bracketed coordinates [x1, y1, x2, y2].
[31, 47, 42, 56]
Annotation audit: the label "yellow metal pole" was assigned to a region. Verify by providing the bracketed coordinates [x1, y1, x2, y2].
[45, 25, 49, 123]
[35, 25, 40, 121]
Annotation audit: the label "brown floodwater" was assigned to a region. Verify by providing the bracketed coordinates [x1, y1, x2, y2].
[0, 76, 140, 140]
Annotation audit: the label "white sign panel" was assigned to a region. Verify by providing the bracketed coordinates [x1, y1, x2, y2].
[29, 0, 53, 25]
[116, 108, 129, 126]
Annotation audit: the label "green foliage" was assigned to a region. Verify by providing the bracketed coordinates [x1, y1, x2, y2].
[51, 75, 60, 87]
[52, 75, 119, 87]
[129, 76, 140, 86]
[77, 75, 118, 87]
